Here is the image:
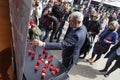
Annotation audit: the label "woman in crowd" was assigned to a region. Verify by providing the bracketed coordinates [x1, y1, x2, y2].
[99, 12, 110, 33]
[86, 12, 101, 41]
[87, 21, 119, 65]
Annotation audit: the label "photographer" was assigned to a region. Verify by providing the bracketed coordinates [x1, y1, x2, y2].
[39, 4, 58, 41]
[54, 2, 71, 42]
[49, 0, 66, 42]
[31, 0, 43, 25]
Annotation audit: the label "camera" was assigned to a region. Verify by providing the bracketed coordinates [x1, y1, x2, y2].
[35, 2, 39, 7]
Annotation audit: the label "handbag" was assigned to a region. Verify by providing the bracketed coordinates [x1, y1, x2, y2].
[96, 44, 108, 54]
[96, 29, 112, 54]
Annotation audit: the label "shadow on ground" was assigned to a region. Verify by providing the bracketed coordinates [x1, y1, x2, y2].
[69, 63, 102, 79]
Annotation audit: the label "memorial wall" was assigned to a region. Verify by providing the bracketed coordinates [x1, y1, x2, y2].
[9, 0, 31, 80]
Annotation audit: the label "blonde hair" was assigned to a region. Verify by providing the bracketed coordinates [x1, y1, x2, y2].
[109, 21, 119, 31]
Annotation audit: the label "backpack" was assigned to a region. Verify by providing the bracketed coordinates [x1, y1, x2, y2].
[52, 5, 65, 19]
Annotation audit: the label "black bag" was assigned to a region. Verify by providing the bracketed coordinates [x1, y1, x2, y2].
[81, 35, 92, 52]
[80, 35, 92, 55]
[96, 44, 108, 54]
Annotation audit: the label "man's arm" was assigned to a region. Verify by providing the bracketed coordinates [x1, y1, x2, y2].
[32, 34, 78, 50]
[45, 34, 78, 50]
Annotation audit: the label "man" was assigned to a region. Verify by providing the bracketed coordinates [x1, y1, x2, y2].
[32, 11, 87, 72]
[49, 0, 65, 42]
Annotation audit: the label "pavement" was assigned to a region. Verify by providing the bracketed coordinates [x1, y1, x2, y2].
[47, 21, 120, 80]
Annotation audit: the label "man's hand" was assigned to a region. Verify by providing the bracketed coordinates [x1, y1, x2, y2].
[32, 39, 44, 47]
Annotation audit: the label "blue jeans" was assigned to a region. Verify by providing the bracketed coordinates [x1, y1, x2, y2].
[104, 51, 119, 71]
[40, 26, 49, 41]
[107, 51, 118, 64]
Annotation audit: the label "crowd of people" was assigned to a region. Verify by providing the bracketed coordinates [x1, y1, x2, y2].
[27, 0, 120, 78]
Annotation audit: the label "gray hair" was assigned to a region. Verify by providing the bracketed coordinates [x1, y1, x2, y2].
[109, 21, 119, 30]
[69, 11, 84, 22]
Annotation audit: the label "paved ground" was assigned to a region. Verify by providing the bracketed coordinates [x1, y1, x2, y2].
[49, 45, 120, 80]
[47, 21, 120, 80]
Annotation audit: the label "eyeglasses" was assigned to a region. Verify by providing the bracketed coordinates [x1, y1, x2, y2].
[68, 19, 75, 22]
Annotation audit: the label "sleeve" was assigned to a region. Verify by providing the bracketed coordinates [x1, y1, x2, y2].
[45, 34, 78, 50]
[106, 32, 118, 44]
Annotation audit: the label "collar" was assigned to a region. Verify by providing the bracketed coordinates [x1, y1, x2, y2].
[72, 28, 77, 31]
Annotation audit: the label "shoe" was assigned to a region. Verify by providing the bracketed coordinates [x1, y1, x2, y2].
[89, 61, 95, 65]
[54, 36, 57, 39]
[86, 58, 92, 62]
[99, 69, 107, 73]
[104, 73, 109, 77]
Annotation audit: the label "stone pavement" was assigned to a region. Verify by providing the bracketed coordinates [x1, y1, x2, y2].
[49, 47, 120, 80]
[47, 21, 120, 80]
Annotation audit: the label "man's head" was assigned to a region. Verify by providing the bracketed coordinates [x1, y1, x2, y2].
[54, 0, 64, 5]
[78, 5, 84, 12]
[91, 13, 99, 21]
[69, 11, 84, 28]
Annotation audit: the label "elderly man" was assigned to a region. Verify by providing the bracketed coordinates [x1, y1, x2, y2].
[32, 11, 87, 72]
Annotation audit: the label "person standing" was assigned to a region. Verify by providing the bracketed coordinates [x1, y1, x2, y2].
[87, 21, 119, 65]
[99, 40, 120, 74]
[32, 11, 87, 72]
[99, 12, 110, 33]
[49, 0, 65, 42]
[104, 56, 120, 77]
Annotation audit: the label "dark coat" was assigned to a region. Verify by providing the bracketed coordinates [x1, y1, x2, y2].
[45, 25, 87, 64]
[104, 40, 120, 58]
[86, 20, 101, 39]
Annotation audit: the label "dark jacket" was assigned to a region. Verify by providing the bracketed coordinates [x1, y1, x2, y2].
[104, 40, 120, 58]
[86, 20, 101, 39]
[44, 25, 87, 64]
